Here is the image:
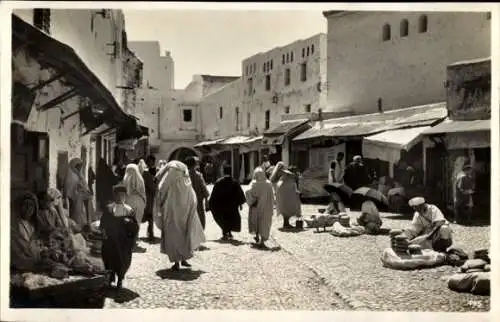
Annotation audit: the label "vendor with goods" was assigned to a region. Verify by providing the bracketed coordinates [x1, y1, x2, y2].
[400, 197, 453, 252]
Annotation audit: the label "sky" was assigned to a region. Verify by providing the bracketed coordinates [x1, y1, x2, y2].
[123, 10, 328, 89]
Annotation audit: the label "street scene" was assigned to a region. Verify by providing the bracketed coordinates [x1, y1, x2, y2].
[6, 4, 492, 316]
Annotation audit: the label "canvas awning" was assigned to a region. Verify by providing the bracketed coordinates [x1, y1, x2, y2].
[423, 119, 490, 135]
[12, 14, 137, 131]
[262, 119, 310, 146]
[220, 135, 253, 145]
[362, 126, 430, 164]
[194, 138, 225, 148]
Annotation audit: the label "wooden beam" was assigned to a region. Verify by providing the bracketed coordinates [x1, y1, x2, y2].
[38, 88, 77, 111]
[60, 108, 81, 121]
[30, 72, 67, 92]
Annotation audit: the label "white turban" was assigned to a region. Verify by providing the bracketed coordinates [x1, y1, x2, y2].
[408, 197, 425, 207]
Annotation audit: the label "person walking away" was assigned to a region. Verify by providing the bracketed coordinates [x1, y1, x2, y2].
[245, 167, 274, 248]
[204, 161, 215, 184]
[403, 197, 453, 252]
[454, 165, 475, 224]
[123, 164, 147, 252]
[154, 161, 206, 271]
[143, 155, 158, 241]
[328, 152, 345, 184]
[208, 165, 246, 240]
[185, 156, 210, 230]
[64, 158, 93, 227]
[96, 157, 120, 212]
[357, 200, 383, 234]
[343, 155, 370, 191]
[99, 184, 139, 289]
[261, 155, 272, 178]
[276, 169, 302, 229]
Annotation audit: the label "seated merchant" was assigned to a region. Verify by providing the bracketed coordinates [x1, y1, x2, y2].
[357, 200, 383, 234]
[403, 197, 453, 252]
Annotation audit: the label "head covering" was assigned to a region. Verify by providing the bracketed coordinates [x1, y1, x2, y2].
[123, 163, 146, 198]
[15, 191, 39, 221]
[40, 188, 62, 209]
[138, 159, 148, 173]
[353, 155, 362, 162]
[253, 167, 267, 182]
[64, 158, 87, 200]
[269, 161, 286, 183]
[408, 196, 426, 207]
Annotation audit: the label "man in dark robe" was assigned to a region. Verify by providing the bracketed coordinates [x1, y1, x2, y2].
[343, 155, 371, 190]
[143, 155, 158, 241]
[208, 165, 246, 240]
[185, 156, 210, 230]
[96, 158, 120, 212]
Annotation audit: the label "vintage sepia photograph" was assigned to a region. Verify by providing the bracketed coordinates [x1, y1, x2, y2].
[1, 2, 497, 321]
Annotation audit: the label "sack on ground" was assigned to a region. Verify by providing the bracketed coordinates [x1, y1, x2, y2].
[448, 272, 490, 295]
[331, 222, 364, 237]
[460, 259, 488, 272]
[381, 247, 446, 270]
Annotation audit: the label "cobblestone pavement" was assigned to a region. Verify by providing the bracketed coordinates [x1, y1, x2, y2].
[273, 203, 491, 312]
[104, 185, 490, 311]
[104, 198, 348, 309]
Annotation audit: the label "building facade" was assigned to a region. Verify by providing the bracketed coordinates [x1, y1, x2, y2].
[323, 11, 491, 114]
[241, 33, 327, 135]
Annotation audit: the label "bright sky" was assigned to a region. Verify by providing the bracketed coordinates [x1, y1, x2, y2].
[123, 10, 327, 89]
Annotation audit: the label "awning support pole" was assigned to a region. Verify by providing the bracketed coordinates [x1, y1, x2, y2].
[61, 108, 81, 121]
[39, 88, 78, 111]
[30, 72, 67, 92]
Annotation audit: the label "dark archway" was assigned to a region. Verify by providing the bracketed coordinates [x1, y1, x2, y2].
[168, 147, 197, 162]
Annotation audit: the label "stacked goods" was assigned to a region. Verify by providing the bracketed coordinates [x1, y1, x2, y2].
[339, 214, 350, 227]
[87, 230, 104, 257]
[408, 244, 422, 255]
[473, 249, 490, 263]
[391, 234, 410, 254]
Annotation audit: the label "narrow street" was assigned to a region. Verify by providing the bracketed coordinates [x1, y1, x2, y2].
[105, 185, 489, 312]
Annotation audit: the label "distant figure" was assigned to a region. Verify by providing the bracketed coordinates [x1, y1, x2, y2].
[122, 164, 147, 225]
[246, 167, 275, 248]
[343, 155, 370, 190]
[204, 161, 216, 184]
[154, 161, 206, 271]
[261, 155, 272, 178]
[143, 155, 158, 241]
[454, 165, 475, 224]
[328, 152, 345, 184]
[276, 169, 302, 229]
[64, 158, 92, 227]
[209, 165, 246, 240]
[185, 156, 210, 230]
[100, 184, 139, 289]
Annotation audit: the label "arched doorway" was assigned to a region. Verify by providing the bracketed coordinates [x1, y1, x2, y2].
[168, 147, 197, 162]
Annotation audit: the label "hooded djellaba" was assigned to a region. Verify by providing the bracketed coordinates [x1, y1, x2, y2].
[208, 165, 246, 240]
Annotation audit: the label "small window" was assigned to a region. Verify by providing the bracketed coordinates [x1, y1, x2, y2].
[284, 106, 290, 114]
[304, 104, 311, 113]
[307, 47, 310, 56]
[33, 9, 51, 34]
[235, 107, 240, 131]
[219, 106, 223, 119]
[300, 62, 307, 82]
[286, 53, 289, 63]
[377, 98, 383, 113]
[400, 19, 409, 37]
[282, 54, 285, 64]
[265, 110, 270, 130]
[382, 23, 391, 41]
[486, 12, 491, 20]
[270, 60, 273, 70]
[302, 48, 305, 58]
[245, 65, 248, 76]
[265, 75, 271, 91]
[290, 51, 294, 62]
[247, 112, 251, 128]
[263, 63, 266, 73]
[284, 68, 291, 86]
[253, 63, 256, 72]
[247, 77, 253, 95]
[418, 15, 428, 33]
[183, 109, 192, 122]
[311, 44, 315, 54]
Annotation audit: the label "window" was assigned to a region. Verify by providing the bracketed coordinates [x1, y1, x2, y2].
[121, 31, 128, 49]
[400, 19, 409, 37]
[247, 77, 253, 95]
[270, 60, 273, 70]
[263, 63, 266, 73]
[300, 62, 307, 82]
[382, 23, 391, 41]
[307, 47, 310, 56]
[265, 75, 271, 91]
[377, 98, 383, 113]
[253, 63, 256, 72]
[247, 112, 251, 128]
[183, 109, 192, 122]
[284, 106, 290, 114]
[304, 104, 311, 113]
[219, 106, 223, 119]
[311, 44, 315, 54]
[286, 53, 289, 63]
[284, 68, 291, 86]
[245, 65, 248, 76]
[290, 51, 294, 62]
[302, 48, 305, 57]
[265, 110, 270, 130]
[33, 9, 51, 34]
[418, 15, 428, 33]
[235, 107, 240, 131]
[486, 12, 491, 20]
[282, 54, 285, 64]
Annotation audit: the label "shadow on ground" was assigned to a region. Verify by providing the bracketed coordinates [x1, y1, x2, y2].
[278, 227, 306, 234]
[138, 237, 161, 245]
[211, 238, 247, 246]
[105, 287, 140, 304]
[250, 243, 281, 252]
[383, 214, 412, 221]
[155, 269, 206, 281]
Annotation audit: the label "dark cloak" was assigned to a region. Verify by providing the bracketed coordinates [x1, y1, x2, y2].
[96, 158, 120, 211]
[142, 167, 157, 223]
[99, 204, 139, 280]
[208, 176, 246, 233]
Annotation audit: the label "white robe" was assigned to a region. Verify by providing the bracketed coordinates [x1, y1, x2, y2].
[154, 161, 206, 263]
[246, 168, 274, 241]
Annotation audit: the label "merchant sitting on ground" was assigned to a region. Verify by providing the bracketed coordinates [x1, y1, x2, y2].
[356, 200, 383, 235]
[402, 197, 453, 252]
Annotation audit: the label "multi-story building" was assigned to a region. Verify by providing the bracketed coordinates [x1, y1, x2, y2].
[11, 9, 146, 210]
[241, 33, 327, 134]
[322, 11, 491, 114]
